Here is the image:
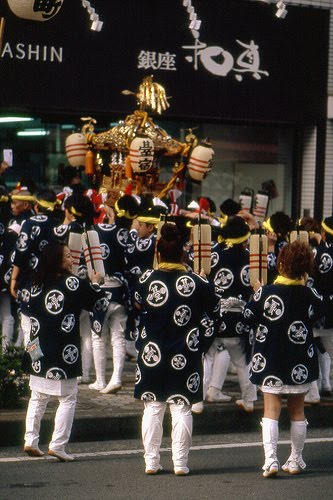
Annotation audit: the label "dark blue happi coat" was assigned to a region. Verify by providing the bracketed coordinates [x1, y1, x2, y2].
[134, 269, 220, 404]
[240, 284, 323, 388]
[24, 275, 107, 380]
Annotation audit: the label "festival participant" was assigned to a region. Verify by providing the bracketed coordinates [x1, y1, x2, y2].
[194, 199, 255, 403]
[4, 188, 36, 346]
[134, 223, 219, 475]
[89, 194, 140, 393]
[200, 231, 232, 407]
[0, 190, 17, 351]
[54, 194, 97, 384]
[9, 188, 35, 226]
[10, 189, 61, 351]
[10, 188, 61, 301]
[125, 205, 160, 280]
[240, 241, 323, 477]
[296, 216, 327, 404]
[22, 241, 106, 462]
[306, 216, 333, 402]
[188, 224, 232, 413]
[299, 216, 321, 249]
[124, 204, 164, 359]
[262, 211, 292, 283]
[218, 197, 259, 231]
[219, 198, 241, 222]
[207, 215, 257, 413]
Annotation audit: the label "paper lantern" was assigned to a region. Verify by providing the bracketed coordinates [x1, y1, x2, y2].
[7, 0, 64, 21]
[82, 230, 105, 279]
[188, 143, 214, 182]
[129, 135, 154, 173]
[253, 191, 269, 224]
[239, 190, 253, 213]
[65, 133, 87, 167]
[68, 232, 82, 276]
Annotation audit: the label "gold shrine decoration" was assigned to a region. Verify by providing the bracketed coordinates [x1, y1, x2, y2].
[88, 110, 183, 155]
[122, 76, 170, 115]
[64, 76, 214, 199]
[137, 76, 170, 114]
[7, 0, 64, 21]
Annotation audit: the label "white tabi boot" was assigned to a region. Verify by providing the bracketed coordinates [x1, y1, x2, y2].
[304, 381, 320, 404]
[80, 311, 93, 383]
[100, 329, 125, 394]
[282, 420, 307, 474]
[89, 333, 106, 390]
[319, 352, 332, 396]
[261, 418, 279, 478]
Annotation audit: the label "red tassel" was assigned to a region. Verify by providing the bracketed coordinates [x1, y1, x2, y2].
[199, 197, 210, 214]
[124, 183, 133, 196]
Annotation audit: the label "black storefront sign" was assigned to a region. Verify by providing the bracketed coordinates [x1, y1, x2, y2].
[0, 0, 329, 123]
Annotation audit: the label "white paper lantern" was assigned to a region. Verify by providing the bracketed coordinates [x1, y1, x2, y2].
[7, 0, 64, 22]
[253, 191, 269, 224]
[82, 230, 105, 279]
[188, 143, 214, 182]
[239, 192, 253, 213]
[65, 133, 87, 167]
[129, 135, 154, 174]
[68, 232, 82, 276]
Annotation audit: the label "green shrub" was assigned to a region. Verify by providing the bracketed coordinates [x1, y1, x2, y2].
[0, 341, 29, 408]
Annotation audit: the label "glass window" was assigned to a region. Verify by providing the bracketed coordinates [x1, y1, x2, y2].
[1, 115, 294, 220]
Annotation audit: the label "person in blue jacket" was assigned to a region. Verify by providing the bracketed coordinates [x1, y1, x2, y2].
[23, 241, 106, 462]
[240, 240, 323, 478]
[134, 222, 219, 475]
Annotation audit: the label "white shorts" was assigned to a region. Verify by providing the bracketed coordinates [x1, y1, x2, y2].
[29, 374, 78, 396]
[260, 383, 310, 395]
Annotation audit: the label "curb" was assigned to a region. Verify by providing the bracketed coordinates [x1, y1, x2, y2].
[1, 401, 332, 447]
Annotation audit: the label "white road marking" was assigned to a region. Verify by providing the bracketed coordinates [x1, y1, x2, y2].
[1, 437, 333, 463]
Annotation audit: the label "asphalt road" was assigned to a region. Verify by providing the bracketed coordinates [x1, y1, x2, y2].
[1, 430, 333, 500]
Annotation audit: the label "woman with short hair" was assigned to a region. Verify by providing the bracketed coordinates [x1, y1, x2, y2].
[240, 241, 323, 477]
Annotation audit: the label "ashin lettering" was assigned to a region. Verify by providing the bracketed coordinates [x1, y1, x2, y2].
[1, 43, 63, 63]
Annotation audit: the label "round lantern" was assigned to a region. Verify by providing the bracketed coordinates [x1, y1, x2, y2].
[65, 133, 87, 167]
[7, 0, 64, 21]
[129, 135, 154, 174]
[188, 143, 214, 182]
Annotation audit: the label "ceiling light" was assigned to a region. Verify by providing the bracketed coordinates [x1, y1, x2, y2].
[0, 116, 34, 123]
[17, 129, 49, 137]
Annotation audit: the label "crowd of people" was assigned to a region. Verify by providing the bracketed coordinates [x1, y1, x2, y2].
[0, 164, 332, 477]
